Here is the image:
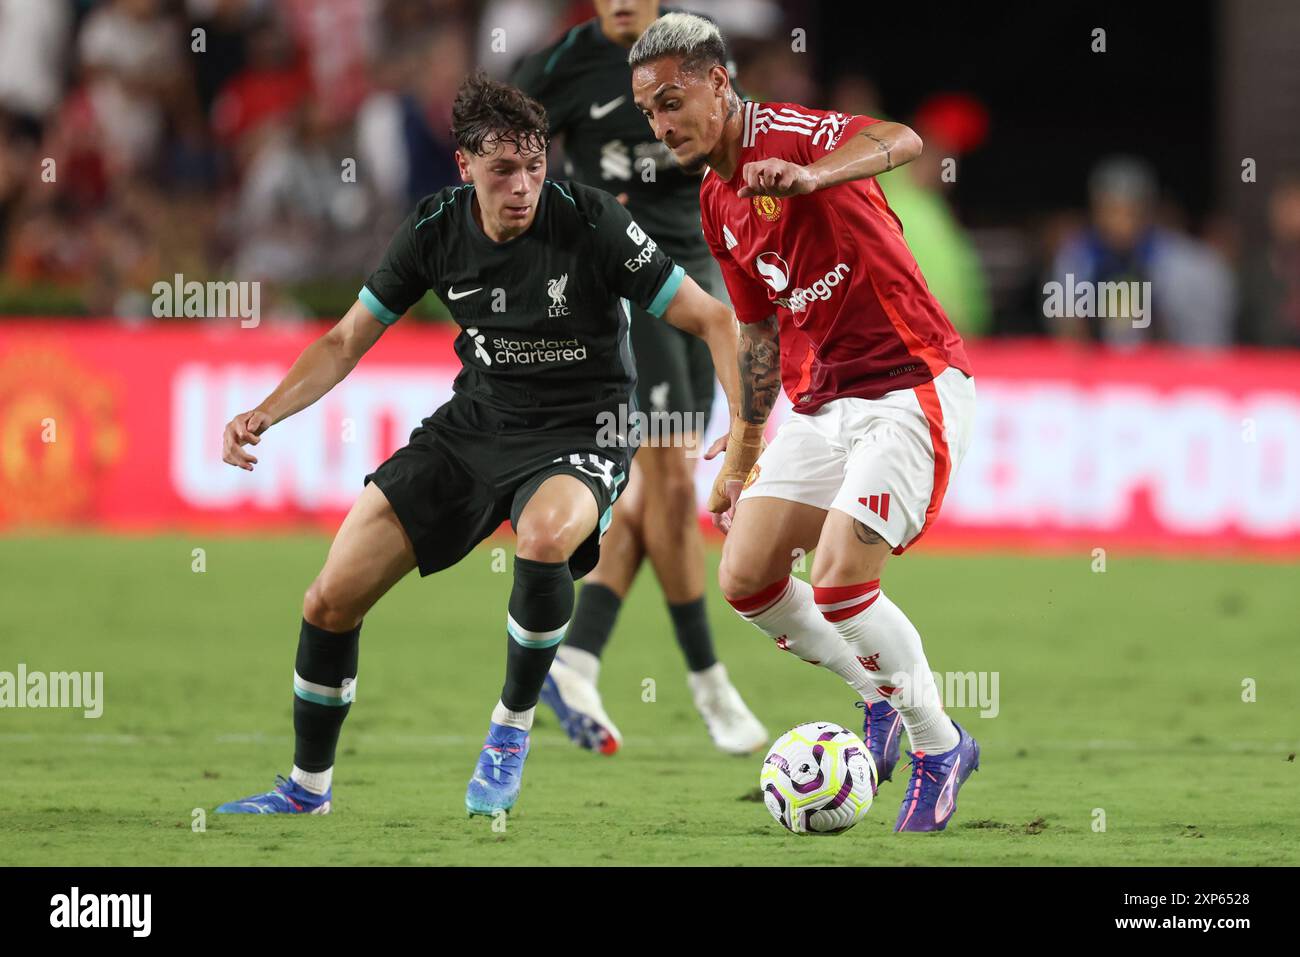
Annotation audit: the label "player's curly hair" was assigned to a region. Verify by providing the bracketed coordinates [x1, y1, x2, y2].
[451, 71, 550, 157]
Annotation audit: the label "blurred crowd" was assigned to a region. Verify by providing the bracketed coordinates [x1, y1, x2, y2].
[0, 0, 1297, 347]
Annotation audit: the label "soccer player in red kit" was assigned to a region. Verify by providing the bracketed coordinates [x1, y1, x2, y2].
[629, 13, 980, 832]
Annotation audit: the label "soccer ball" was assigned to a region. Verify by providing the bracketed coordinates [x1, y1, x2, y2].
[760, 722, 877, 834]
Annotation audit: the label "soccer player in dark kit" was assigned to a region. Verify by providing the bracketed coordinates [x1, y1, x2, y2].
[213, 72, 743, 818]
[513, 0, 767, 757]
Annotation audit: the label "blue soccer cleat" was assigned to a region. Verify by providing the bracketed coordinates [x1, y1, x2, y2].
[540, 658, 622, 756]
[466, 722, 531, 816]
[856, 698, 904, 784]
[216, 774, 331, 815]
[894, 721, 980, 832]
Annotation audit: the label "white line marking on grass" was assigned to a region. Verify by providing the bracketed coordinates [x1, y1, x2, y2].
[2, 733, 1297, 753]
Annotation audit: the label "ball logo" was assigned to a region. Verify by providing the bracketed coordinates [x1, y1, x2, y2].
[754, 252, 789, 292]
[752, 194, 782, 222]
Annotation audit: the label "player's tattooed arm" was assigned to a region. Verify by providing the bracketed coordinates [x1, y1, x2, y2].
[738, 314, 781, 425]
[702, 313, 778, 526]
[736, 121, 922, 198]
[804, 120, 923, 190]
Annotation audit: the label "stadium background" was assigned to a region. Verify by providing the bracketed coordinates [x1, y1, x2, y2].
[0, 0, 1297, 866]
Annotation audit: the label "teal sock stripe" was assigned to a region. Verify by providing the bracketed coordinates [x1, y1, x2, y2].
[506, 615, 567, 648]
[294, 687, 349, 707]
[293, 672, 355, 707]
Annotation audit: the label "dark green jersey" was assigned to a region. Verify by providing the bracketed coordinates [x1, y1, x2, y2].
[513, 16, 715, 259]
[359, 180, 684, 431]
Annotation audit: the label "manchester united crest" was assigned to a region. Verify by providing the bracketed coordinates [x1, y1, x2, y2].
[742, 462, 761, 491]
[0, 344, 122, 525]
[752, 195, 782, 222]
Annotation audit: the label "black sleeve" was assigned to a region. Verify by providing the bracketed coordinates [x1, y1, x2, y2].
[586, 188, 685, 318]
[359, 208, 432, 325]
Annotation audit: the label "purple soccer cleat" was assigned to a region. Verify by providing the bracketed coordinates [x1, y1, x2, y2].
[856, 699, 903, 783]
[894, 721, 980, 833]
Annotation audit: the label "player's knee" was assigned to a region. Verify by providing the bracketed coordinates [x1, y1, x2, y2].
[515, 520, 576, 564]
[718, 553, 781, 603]
[640, 449, 695, 522]
[303, 578, 362, 633]
[652, 472, 697, 532]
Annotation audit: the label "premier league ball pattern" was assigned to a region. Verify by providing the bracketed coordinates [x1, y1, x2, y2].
[760, 722, 877, 834]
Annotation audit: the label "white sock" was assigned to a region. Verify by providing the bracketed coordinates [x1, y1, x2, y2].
[491, 699, 535, 731]
[815, 581, 959, 754]
[290, 765, 332, 796]
[556, 645, 600, 684]
[727, 576, 886, 704]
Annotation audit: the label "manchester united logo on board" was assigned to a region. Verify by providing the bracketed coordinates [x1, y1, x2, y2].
[752, 195, 782, 222]
[0, 344, 122, 525]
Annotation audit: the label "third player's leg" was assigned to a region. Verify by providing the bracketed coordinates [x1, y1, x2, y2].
[578, 458, 647, 599]
[638, 442, 706, 603]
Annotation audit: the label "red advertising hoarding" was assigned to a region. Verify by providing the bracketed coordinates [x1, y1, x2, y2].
[2, 321, 1298, 557]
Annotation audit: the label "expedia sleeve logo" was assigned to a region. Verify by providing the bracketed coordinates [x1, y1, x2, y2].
[623, 222, 658, 272]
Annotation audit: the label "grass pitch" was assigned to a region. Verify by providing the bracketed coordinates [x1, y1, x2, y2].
[1, 535, 1297, 866]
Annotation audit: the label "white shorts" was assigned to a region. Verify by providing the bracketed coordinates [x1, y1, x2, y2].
[737, 366, 976, 554]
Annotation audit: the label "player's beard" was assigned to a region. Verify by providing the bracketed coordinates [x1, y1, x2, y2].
[679, 154, 707, 175]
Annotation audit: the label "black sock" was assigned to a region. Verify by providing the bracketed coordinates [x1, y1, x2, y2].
[292, 618, 360, 772]
[562, 582, 622, 659]
[669, 597, 717, 672]
[501, 557, 574, 712]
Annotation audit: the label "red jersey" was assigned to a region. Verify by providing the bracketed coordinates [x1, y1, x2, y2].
[700, 100, 972, 412]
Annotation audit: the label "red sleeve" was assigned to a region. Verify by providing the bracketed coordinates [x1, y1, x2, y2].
[794, 107, 881, 165]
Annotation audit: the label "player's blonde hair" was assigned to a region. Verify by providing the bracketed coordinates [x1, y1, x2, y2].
[627, 12, 727, 75]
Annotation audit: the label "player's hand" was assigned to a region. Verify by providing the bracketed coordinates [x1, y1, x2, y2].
[707, 475, 744, 534]
[704, 426, 765, 534]
[736, 158, 818, 199]
[222, 408, 272, 471]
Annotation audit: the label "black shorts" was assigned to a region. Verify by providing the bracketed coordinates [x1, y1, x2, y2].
[630, 246, 721, 436]
[364, 401, 630, 579]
